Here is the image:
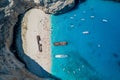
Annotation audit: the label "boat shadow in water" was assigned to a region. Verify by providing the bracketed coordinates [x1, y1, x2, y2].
[11, 14, 61, 80]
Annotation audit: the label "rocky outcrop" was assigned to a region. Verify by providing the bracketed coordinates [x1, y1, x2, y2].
[39, 0, 75, 14]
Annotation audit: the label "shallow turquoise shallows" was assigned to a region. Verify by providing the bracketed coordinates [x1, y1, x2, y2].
[51, 0, 120, 80]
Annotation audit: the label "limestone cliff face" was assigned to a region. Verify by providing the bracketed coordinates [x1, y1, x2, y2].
[39, 0, 75, 14]
[0, 0, 76, 79]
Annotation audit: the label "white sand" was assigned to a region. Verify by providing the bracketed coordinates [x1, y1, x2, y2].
[21, 8, 51, 73]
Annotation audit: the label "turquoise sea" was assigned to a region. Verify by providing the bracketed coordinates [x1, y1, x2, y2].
[51, 0, 120, 80]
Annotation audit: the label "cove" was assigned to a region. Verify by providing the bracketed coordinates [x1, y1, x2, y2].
[51, 0, 120, 80]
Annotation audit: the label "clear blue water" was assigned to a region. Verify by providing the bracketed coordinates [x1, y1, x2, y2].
[51, 0, 120, 80]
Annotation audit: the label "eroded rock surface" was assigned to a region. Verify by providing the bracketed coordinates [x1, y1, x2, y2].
[39, 0, 75, 14]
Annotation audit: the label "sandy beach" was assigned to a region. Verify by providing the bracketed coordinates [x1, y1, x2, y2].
[21, 8, 51, 73]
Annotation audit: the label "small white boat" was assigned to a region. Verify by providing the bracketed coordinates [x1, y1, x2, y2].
[102, 19, 108, 23]
[82, 31, 89, 34]
[90, 15, 95, 18]
[98, 44, 101, 47]
[55, 54, 68, 58]
[70, 17, 74, 19]
[80, 18, 85, 21]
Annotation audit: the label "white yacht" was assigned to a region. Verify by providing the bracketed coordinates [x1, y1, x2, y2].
[82, 31, 89, 34]
[55, 54, 68, 58]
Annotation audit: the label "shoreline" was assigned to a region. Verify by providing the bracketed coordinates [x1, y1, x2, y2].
[21, 8, 51, 73]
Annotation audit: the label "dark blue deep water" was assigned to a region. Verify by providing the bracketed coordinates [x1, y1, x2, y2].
[51, 0, 120, 80]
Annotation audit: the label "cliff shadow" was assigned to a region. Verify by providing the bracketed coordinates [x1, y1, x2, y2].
[54, 0, 86, 15]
